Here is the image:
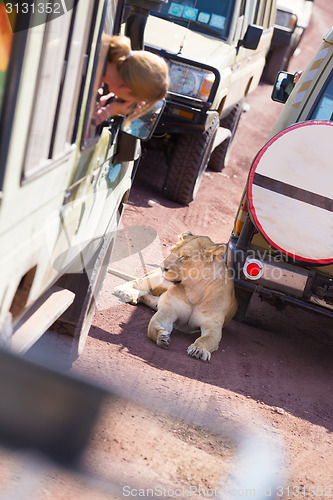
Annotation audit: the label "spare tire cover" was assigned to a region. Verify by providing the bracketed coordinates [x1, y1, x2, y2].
[247, 121, 333, 263]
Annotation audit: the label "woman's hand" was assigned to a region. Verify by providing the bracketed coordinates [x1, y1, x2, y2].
[107, 98, 138, 116]
[94, 96, 144, 125]
[94, 92, 147, 125]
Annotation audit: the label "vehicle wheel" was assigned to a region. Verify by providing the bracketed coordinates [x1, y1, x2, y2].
[233, 287, 253, 322]
[208, 100, 244, 172]
[262, 45, 291, 85]
[51, 234, 115, 359]
[163, 113, 219, 205]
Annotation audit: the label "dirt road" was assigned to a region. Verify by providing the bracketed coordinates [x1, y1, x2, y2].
[70, 3, 333, 498]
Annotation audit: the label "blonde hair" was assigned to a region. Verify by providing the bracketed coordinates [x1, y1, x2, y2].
[108, 35, 169, 120]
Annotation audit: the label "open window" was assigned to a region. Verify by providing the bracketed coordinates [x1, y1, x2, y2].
[81, 0, 119, 147]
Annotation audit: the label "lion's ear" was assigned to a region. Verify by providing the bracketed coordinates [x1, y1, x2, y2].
[204, 244, 226, 261]
[178, 231, 194, 241]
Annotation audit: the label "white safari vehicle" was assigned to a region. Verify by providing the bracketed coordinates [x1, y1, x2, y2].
[0, 0, 164, 359]
[263, 0, 314, 84]
[139, 0, 277, 204]
[228, 28, 333, 320]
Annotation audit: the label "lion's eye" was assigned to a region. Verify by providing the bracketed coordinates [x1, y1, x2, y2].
[179, 255, 189, 261]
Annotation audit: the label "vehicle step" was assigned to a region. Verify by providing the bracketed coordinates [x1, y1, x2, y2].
[10, 286, 75, 354]
[213, 126, 232, 149]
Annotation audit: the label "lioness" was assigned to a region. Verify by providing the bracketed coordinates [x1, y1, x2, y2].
[114, 232, 237, 361]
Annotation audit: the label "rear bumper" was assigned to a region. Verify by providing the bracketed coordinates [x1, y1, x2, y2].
[227, 236, 333, 318]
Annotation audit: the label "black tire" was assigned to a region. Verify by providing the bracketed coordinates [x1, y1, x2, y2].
[208, 100, 244, 172]
[163, 113, 219, 205]
[262, 45, 291, 85]
[233, 287, 253, 322]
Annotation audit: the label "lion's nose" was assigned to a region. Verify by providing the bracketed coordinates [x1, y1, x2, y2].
[162, 259, 170, 271]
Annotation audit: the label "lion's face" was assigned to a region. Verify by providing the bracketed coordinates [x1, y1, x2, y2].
[162, 232, 227, 284]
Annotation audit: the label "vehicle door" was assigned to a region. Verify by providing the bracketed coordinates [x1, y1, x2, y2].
[227, 0, 276, 108]
[51, 0, 135, 276]
[0, 1, 93, 313]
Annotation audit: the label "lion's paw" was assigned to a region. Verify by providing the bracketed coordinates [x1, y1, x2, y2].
[187, 344, 211, 362]
[113, 283, 144, 305]
[156, 332, 170, 349]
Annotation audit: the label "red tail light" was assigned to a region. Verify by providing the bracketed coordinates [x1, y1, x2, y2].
[243, 259, 264, 280]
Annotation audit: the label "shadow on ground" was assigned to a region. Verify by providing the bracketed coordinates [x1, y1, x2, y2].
[89, 295, 333, 431]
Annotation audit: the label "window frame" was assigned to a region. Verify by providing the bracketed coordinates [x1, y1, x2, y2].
[308, 68, 333, 122]
[254, 0, 272, 30]
[21, 7, 77, 180]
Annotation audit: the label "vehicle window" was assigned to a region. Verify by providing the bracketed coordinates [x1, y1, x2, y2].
[51, 2, 95, 158]
[82, 0, 118, 145]
[150, 0, 234, 39]
[24, 9, 75, 177]
[309, 72, 333, 121]
[0, 4, 14, 116]
[264, 1, 272, 29]
[254, 0, 274, 29]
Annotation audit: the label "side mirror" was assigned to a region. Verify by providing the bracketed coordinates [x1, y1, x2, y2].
[271, 71, 295, 103]
[122, 99, 165, 141]
[241, 24, 263, 50]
